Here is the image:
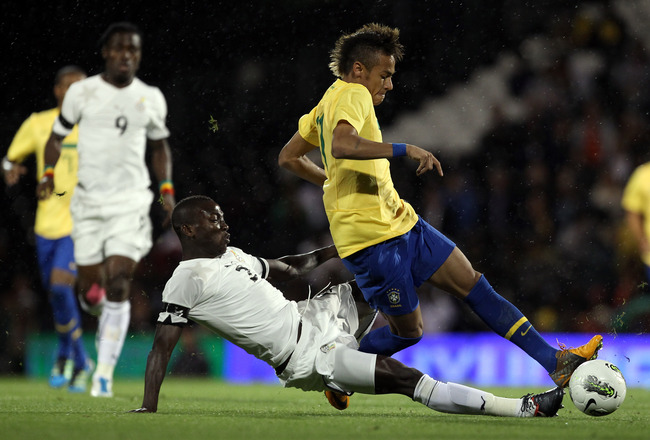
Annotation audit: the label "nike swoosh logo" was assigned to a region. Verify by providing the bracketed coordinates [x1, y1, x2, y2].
[520, 325, 532, 336]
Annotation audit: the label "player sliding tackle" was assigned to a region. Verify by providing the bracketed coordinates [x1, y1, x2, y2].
[131, 195, 563, 417]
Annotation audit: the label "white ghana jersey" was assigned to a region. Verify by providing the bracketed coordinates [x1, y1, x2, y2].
[53, 74, 169, 205]
[158, 247, 301, 369]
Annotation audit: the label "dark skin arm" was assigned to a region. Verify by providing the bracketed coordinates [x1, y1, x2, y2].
[278, 121, 443, 184]
[149, 138, 175, 227]
[278, 131, 327, 187]
[331, 121, 443, 177]
[131, 245, 336, 413]
[36, 132, 65, 199]
[130, 323, 183, 413]
[266, 244, 338, 282]
[37, 135, 175, 214]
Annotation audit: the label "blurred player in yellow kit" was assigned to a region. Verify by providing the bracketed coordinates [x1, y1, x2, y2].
[622, 160, 650, 283]
[2, 65, 95, 392]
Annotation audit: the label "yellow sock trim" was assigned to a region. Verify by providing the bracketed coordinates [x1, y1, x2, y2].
[504, 317, 528, 340]
[54, 319, 77, 333]
[71, 327, 83, 340]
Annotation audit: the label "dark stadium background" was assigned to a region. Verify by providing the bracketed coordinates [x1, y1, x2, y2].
[2, 0, 648, 374]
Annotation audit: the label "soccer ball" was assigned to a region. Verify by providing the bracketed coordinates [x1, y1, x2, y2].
[568, 359, 626, 416]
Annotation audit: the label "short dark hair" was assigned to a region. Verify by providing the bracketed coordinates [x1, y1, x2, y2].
[171, 195, 214, 236]
[54, 65, 86, 85]
[329, 23, 404, 78]
[98, 21, 142, 48]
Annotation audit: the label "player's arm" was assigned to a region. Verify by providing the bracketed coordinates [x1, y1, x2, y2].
[332, 121, 443, 177]
[3, 116, 35, 186]
[36, 132, 65, 200]
[278, 130, 327, 187]
[2, 156, 28, 186]
[149, 138, 175, 225]
[131, 322, 183, 413]
[266, 244, 338, 282]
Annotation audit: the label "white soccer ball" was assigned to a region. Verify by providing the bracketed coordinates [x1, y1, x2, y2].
[568, 359, 626, 416]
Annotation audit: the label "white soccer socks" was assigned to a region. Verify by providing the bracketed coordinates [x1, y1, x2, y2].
[92, 300, 131, 397]
[413, 374, 525, 417]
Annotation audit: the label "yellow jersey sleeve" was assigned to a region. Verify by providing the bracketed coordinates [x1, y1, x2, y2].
[298, 109, 320, 147]
[6, 113, 40, 163]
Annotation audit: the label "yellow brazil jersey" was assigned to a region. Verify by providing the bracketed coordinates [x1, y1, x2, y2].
[622, 162, 650, 265]
[6, 108, 78, 239]
[298, 79, 418, 258]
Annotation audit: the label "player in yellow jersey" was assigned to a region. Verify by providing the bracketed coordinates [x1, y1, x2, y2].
[622, 159, 650, 283]
[279, 23, 602, 409]
[2, 66, 94, 392]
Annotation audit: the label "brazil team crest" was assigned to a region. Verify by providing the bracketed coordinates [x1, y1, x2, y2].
[387, 288, 401, 308]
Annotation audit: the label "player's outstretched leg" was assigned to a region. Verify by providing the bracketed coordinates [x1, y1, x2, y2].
[335, 348, 566, 417]
[464, 275, 604, 385]
[519, 388, 565, 417]
[464, 276, 559, 368]
[413, 374, 564, 417]
[549, 335, 603, 387]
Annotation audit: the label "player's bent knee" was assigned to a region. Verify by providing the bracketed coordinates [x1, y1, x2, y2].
[387, 311, 424, 339]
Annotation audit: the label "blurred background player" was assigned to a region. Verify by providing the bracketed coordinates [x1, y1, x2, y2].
[2, 65, 93, 392]
[279, 23, 602, 409]
[622, 159, 650, 284]
[37, 22, 175, 397]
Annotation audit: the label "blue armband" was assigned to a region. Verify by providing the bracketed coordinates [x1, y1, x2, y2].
[392, 143, 407, 157]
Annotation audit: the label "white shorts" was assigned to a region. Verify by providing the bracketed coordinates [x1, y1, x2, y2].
[278, 283, 377, 394]
[71, 197, 153, 266]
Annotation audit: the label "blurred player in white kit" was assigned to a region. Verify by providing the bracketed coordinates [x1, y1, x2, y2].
[38, 21, 175, 397]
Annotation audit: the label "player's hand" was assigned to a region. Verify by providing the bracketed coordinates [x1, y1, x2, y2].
[36, 176, 55, 200]
[406, 144, 443, 177]
[129, 407, 156, 413]
[160, 193, 176, 228]
[2, 163, 28, 186]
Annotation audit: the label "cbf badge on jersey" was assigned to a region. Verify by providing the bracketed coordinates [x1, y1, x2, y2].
[387, 288, 402, 309]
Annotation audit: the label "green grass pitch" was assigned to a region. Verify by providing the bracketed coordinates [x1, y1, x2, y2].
[0, 377, 648, 440]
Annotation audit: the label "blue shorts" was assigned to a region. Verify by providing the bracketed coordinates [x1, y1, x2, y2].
[342, 217, 455, 316]
[35, 235, 76, 288]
